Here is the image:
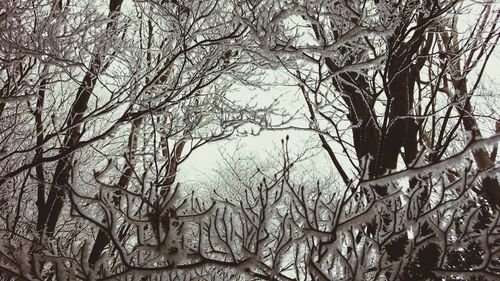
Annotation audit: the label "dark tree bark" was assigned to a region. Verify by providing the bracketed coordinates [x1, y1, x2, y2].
[38, 0, 125, 236]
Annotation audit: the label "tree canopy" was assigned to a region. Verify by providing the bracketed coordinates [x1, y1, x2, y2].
[0, 0, 500, 280]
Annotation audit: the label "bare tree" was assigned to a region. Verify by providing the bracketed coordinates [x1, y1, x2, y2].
[0, 0, 269, 279]
[1, 0, 499, 280]
[236, 0, 500, 280]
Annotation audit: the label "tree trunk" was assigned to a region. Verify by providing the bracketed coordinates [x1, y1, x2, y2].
[38, 0, 124, 236]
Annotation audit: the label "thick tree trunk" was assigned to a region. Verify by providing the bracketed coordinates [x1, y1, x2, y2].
[452, 78, 500, 206]
[34, 79, 47, 232]
[88, 117, 142, 266]
[38, 0, 124, 236]
[324, 58, 382, 178]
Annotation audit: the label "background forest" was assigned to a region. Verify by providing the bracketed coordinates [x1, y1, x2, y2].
[1, 0, 500, 280]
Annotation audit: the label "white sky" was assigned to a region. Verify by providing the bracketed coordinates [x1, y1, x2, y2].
[172, 0, 500, 192]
